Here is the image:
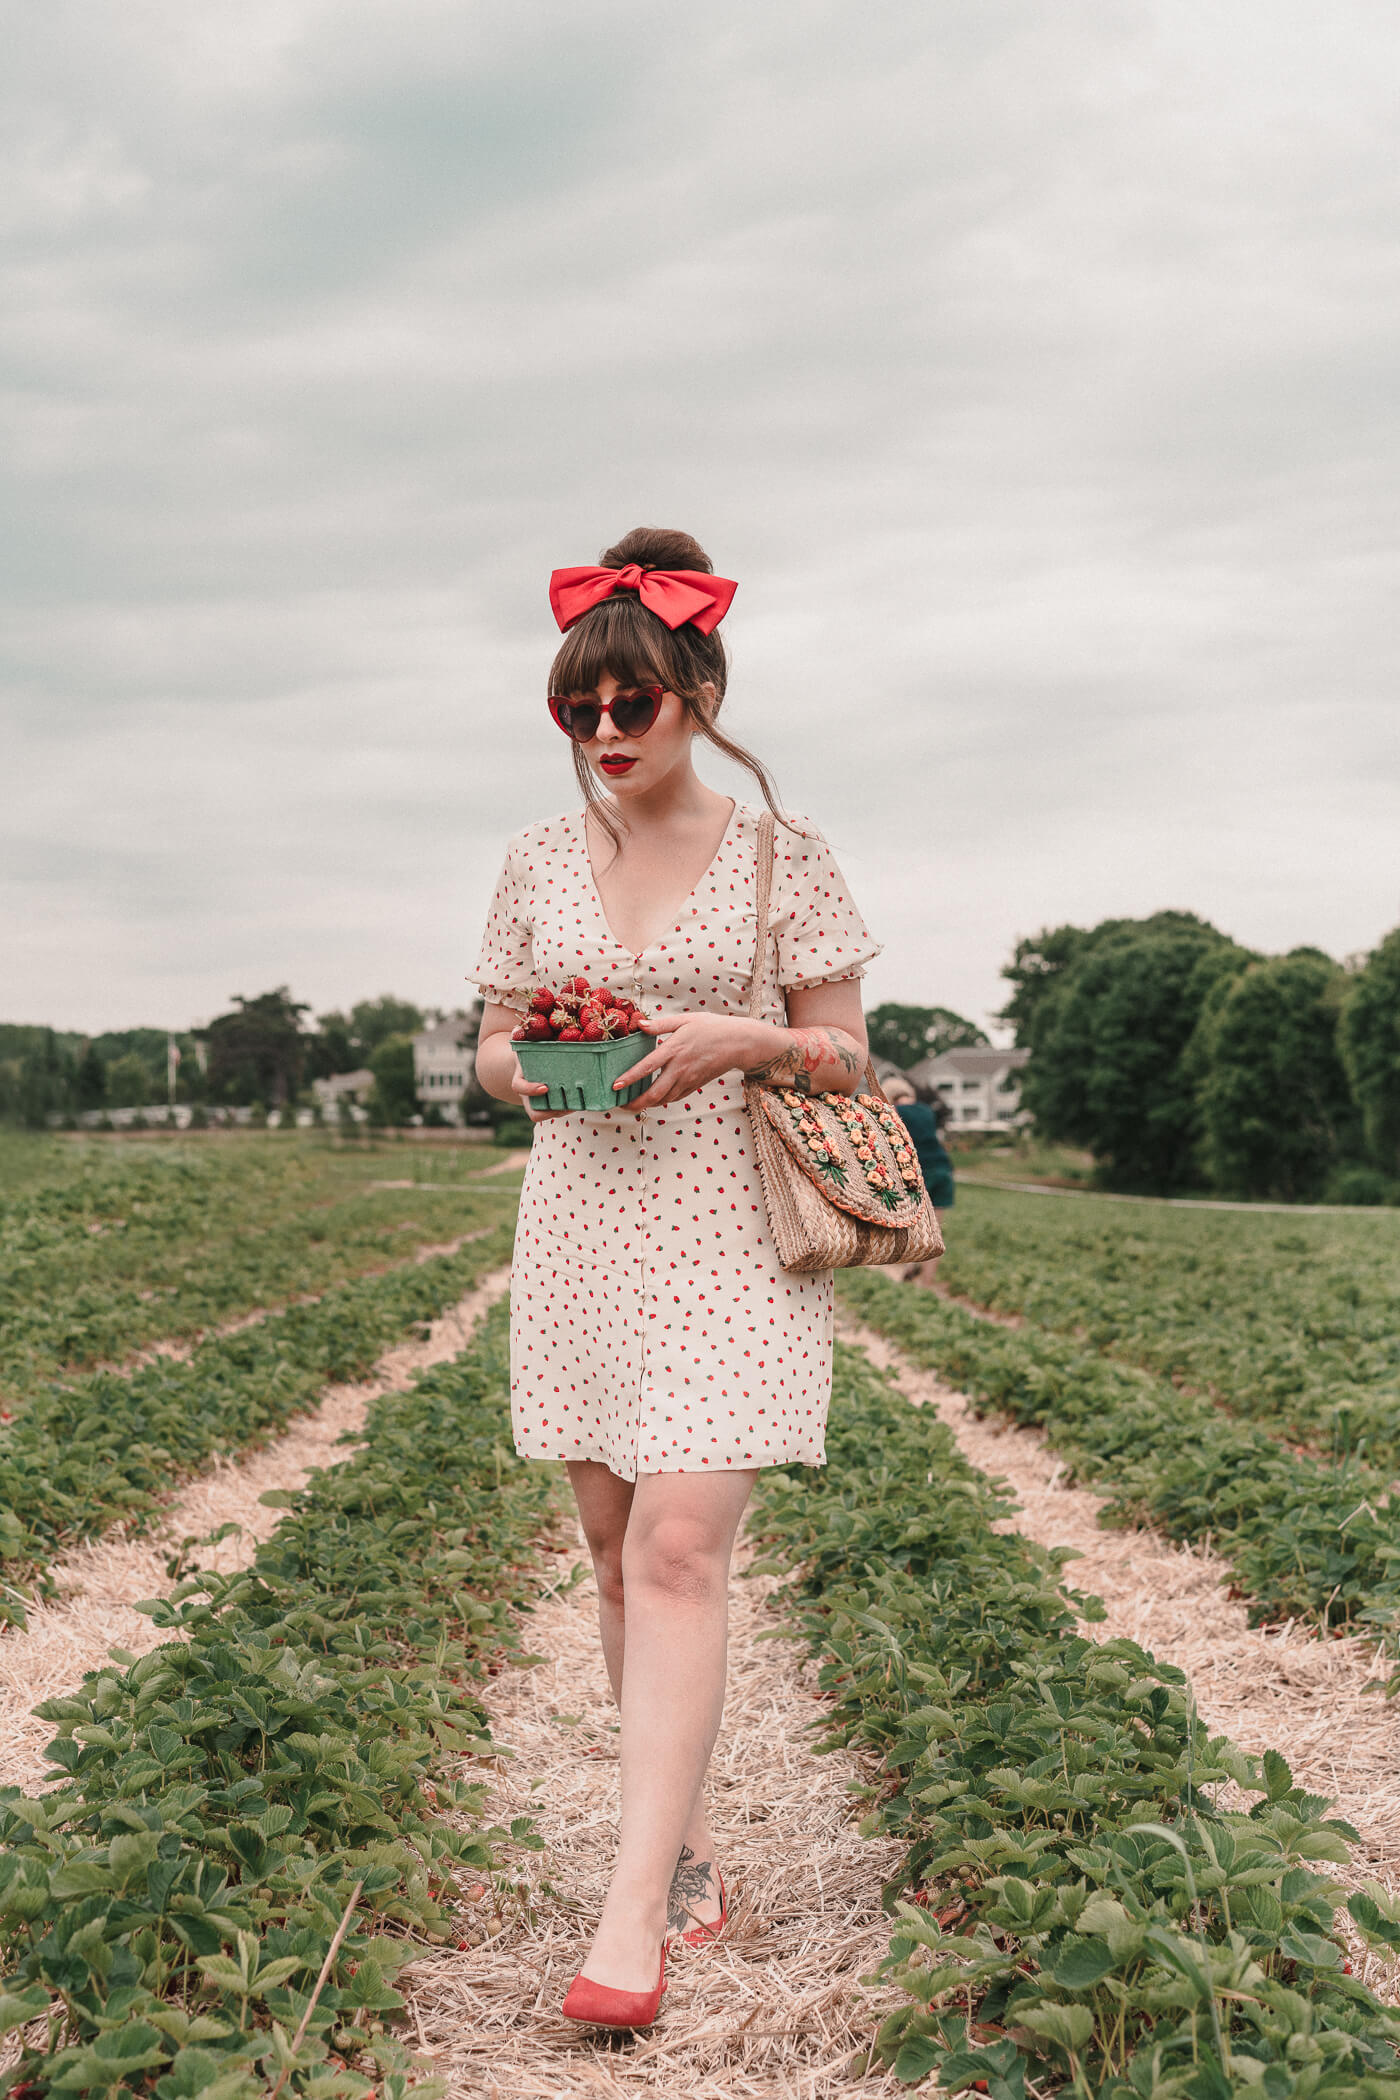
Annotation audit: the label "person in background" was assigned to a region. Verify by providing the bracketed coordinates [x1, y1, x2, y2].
[883, 1074, 953, 1279]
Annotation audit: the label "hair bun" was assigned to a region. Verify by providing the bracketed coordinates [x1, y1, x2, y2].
[599, 525, 713, 575]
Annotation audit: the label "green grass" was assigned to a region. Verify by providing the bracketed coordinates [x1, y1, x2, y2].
[0, 1129, 519, 1399]
[951, 1136, 1099, 1189]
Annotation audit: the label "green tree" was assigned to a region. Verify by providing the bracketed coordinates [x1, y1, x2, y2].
[305, 1009, 362, 1081]
[368, 1034, 419, 1125]
[105, 1051, 155, 1109]
[998, 925, 1096, 1046]
[1339, 928, 1400, 1176]
[865, 1003, 989, 1068]
[15, 1030, 75, 1128]
[74, 1042, 107, 1112]
[1020, 912, 1249, 1191]
[204, 987, 309, 1107]
[1196, 950, 1359, 1199]
[351, 997, 425, 1058]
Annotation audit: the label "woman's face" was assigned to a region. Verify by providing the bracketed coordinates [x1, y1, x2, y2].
[571, 670, 712, 799]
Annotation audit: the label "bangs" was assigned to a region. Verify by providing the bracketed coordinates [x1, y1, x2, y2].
[547, 594, 723, 700]
[548, 599, 671, 698]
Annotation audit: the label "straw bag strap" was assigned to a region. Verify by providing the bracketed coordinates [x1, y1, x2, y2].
[747, 810, 777, 1021]
[745, 808, 880, 1094]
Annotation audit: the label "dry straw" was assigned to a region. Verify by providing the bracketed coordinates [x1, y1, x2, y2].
[399, 1534, 912, 2098]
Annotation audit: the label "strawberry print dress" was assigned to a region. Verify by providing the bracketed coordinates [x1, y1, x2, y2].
[467, 799, 881, 1481]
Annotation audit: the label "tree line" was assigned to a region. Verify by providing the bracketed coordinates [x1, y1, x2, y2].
[1003, 914, 1400, 1201]
[0, 991, 445, 1130]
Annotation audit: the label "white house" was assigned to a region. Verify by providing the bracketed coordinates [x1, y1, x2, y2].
[311, 1069, 374, 1113]
[909, 1046, 1031, 1131]
[412, 1007, 482, 1121]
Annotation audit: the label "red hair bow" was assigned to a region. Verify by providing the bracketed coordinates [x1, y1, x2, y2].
[549, 563, 737, 636]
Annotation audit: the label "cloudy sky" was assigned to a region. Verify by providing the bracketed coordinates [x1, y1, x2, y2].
[3, 0, 1396, 1043]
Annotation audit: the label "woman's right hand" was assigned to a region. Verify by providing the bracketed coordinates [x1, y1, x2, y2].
[511, 1053, 573, 1121]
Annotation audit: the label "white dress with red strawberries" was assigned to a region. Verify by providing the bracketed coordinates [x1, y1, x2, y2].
[467, 799, 881, 1482]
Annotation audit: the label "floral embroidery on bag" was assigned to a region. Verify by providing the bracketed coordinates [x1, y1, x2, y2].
[776, 1088, 919, 1212]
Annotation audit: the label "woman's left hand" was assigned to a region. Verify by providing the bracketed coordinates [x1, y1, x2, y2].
[614, 1012, 766, 1110]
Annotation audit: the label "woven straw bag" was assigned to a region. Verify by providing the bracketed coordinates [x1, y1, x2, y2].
[742, 810, 945, 1274]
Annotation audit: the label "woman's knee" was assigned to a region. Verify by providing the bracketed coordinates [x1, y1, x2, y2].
[591, 1542, 626, 1612]
[622, 1515, 726, 1607]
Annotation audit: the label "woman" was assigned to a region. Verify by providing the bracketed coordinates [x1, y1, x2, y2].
[468, 527, 880, 2028]
[883, 1074, 954, 1280]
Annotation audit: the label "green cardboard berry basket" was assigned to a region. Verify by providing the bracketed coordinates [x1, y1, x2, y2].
[515, 1031, 655, 1112]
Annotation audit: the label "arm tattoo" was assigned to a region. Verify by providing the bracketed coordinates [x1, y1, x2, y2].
[667, 1843, 716, 1932]
[743, 1026, 864, 1096]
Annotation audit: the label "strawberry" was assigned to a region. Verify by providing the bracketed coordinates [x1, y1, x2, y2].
[510, 1025, 525, 1041]
[549, 1008, 572, 1031]
[580, 1021, 604, 1041]
[563, 975, 591, 998]
[557, 1026, 584, 1042]
[523, 1014, 554, 1040]
[604, 1009, 631, 1034]
[530, 986, 556, 1014]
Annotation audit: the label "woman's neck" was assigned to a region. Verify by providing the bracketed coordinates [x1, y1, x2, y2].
[590, 762, 732, 841]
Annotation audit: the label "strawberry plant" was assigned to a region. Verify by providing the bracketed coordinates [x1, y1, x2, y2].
[0, 1224, 515, 1627]
[840, 1269, 1400, 1670]
[754, 1341, 1400, 2094]
[0, 1135, 518, 1396]
[0, 1296, 562, 2098]
[932, 1188, 1400, 1468]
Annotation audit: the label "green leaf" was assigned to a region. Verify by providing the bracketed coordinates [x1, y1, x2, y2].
[1262, 1748, 1294, 1800]
[1049, 1936, 1116, 1990]
[1019, 2002, 1094, 2055]
[892, 2032, 943, 2084]
[1348, 1889, 1400, 1952]
[0, 1984, 51, 2036]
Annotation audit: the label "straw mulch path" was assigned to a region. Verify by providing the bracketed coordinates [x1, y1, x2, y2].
[401, 1531, 910, 2099]
[0, 1264, 514, 1794]
[839, 1311, 1400, 1996]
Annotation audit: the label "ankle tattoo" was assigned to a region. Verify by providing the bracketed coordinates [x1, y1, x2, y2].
[667, 1843, 715, 1932]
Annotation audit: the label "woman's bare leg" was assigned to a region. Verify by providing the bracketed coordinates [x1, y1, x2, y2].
[565, 1464, 756, 1989]
[567, 1461, 727, 1938]
[567, 1460, 633, 1700]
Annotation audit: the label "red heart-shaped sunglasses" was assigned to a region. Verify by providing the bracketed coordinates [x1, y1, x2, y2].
[547, 684, 664, 744]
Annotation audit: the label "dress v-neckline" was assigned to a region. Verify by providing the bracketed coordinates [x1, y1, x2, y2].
[578, 798, 742, 958]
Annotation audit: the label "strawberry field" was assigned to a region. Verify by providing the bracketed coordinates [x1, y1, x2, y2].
[2, 1132, 1399, 2096]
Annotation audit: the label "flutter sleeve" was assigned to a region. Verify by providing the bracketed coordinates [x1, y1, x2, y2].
[466, 836, 536, 1011]
[770, 815, 883, 991]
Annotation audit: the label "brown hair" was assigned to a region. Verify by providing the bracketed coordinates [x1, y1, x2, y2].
[548, 525, 791, 856]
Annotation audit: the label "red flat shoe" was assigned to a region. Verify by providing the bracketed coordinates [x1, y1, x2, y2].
[681, 1869, 727, 1947]
[561, 1945, 667, 2029]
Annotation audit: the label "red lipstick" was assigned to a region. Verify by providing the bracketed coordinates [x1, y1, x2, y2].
[600, 755, 637, 774]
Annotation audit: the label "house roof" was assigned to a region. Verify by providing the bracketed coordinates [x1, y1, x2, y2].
[413, 1016, 478, 1049]
[314, 1068, 374, 1097]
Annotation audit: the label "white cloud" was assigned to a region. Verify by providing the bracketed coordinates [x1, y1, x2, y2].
[2, 0, 1396, 1037]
